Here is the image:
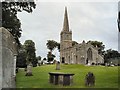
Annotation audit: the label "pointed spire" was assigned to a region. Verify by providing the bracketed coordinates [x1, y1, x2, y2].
[63, 7, 69, 31]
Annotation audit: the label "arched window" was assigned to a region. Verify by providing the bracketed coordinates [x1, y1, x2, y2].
[87, 48, 93, 61]
[62, 57, 65, 63]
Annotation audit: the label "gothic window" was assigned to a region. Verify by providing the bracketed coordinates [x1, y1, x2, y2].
[69, 56, 70, 63]
[76, 55, 78, 64]
[87, 48, 93, 61]
[62, 57, 65, 63]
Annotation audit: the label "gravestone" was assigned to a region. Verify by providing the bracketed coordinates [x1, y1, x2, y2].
[85, 72, 95, 86]
[49, 72, 74, 86]
[0, 27, 17, 89]
[56, 61, 60, 70]
[25, 63, 33, 76]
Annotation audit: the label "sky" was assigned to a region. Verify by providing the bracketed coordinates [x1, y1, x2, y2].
[17, 0, 119, 60]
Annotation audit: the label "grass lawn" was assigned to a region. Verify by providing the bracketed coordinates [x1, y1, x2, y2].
[16, 64, 119, 88]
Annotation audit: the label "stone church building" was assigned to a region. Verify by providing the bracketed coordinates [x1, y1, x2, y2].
[60, 7, 104, 65]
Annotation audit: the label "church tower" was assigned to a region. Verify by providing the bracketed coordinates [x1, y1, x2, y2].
[60, 7, 72, 63]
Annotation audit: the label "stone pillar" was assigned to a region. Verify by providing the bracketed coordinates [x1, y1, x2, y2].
[54, 75, 59, 85]
[14, 54, 17, 76]
[71, 53, 74, 64]
[0, 27, 2, 90]
[0, 27, 17, 89]
[63, 75, 70, 86]
[49, 74, 54, 83]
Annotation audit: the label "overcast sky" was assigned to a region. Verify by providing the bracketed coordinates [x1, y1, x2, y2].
[17, 1, 119, 59]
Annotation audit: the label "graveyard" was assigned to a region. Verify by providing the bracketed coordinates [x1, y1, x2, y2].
[1, 1, 120, 89]
[16, 64, 118, 88]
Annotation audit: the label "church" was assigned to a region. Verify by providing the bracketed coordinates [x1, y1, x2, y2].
[60, 7, 104, 65]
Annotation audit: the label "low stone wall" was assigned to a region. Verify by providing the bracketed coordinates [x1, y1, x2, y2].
[0, 27, 17, 89]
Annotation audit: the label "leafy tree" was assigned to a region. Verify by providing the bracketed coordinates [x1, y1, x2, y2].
[72, 41, 78, 46]
[87, 40, 105, 55]
[2, 1, 36, 45]
[47, 52, 55, 62]
[43, 58, 47, 61]
[36, 56, 41, 61]
[46, 40, 60, 62]
[37, 56, 41, 66]
[24, 40, 36, 76]
[104, 49, 120, 63]
[57, 43, 60, 52]
[46, 40, 58, 52]
[24, 40, 36, 65]
[16, 45, 27, 68]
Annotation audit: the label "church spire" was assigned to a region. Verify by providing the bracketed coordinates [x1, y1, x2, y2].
[63, 7, 69, 31]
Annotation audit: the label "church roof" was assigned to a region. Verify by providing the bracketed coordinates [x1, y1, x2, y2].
[62, 7, 69, 31]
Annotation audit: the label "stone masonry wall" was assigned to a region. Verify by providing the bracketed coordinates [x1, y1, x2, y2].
[0, 27, 2, 89]
[0, 27, 17, 89]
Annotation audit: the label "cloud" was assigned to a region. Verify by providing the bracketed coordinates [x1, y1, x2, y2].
[18, 2, 118, 58]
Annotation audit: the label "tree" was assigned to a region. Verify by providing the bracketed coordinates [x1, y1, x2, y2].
[24, 40, 36, 76]
[36, 56, 41, 61]
[57, 43, 60, 52]
[104, 49, 120, 63]
[87, 40, 105, 55]
[37, 56, 41, 66]
[46, 40, 60, 62]
[2, 1, 36, 45]
[72, 41, 78, 46]
[43, 58, 47, 61]
[16, 44, 27, 68]
[46, 40, 58, 52]
[47, 52, 55, 62]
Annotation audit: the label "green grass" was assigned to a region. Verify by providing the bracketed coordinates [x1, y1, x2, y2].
[16, 64, 119, 88]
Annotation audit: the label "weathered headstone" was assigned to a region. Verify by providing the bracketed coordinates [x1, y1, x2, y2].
[85, 72, 95, 86]
[25, 63, 33, 76]
[0, 27, 17, 89]
[38, 60, 41, 66]
[56, 61, 60, 70]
